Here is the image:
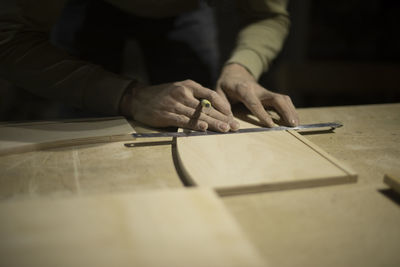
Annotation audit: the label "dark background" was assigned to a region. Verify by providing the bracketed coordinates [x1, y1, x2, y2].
[1, 0, 400, 120]
[261, 0, 400, 107]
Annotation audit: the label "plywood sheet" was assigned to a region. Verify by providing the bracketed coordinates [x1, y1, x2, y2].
[177, 119, 357, 195]
[0, 188, 266, 267]
[0, 117, 134, 155]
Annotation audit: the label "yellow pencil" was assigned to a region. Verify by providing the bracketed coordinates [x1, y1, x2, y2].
[201, 99, 211, 108]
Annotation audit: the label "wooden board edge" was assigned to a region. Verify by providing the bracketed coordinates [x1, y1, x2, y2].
[175, 137, 198, 187]
[0, 116, 128, 128]
[216, 174, 358, 197]
[287, 130, 358, 179]
[0, 134, 134, 157]
[383, 174, 400, 195]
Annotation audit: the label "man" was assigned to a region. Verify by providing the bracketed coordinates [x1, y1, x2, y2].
[0, 0, 298, 132]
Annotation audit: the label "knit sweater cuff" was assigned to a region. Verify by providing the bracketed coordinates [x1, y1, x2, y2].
[226, 49, 264, 80]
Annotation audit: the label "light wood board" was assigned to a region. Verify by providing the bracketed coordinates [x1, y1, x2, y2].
[384, 173, 400, 195]
[0, 117, 134, 155]
[0, 188, 266, 267]
[177, 118, 357, 195]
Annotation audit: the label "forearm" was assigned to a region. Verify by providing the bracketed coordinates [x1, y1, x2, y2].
[0, 13, 134, 116]
[226, 0, 290, 80]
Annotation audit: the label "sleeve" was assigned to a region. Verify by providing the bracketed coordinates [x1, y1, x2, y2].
[225, 0, 290, 80]
[0, 0, 135, 116]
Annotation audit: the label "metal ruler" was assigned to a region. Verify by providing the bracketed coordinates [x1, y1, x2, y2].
[131, 122, 342, 138]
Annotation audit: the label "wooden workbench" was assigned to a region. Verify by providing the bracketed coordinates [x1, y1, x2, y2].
[1, 103, 399, 266]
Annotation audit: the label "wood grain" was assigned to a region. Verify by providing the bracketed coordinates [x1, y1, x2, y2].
[0, 188, 266, 267]
[0, 117, 135, 155]
[0, 104, 398, 267]
[177, 118, 357, 195]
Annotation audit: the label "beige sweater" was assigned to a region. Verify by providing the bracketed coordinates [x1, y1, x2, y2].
[0, 0, 289, 115]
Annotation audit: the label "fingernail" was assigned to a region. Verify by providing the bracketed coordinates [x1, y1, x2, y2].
[199, 122, 208, 131]
[291, 119, 298, 126]
[219, 123, 229, 132]
[230, 121, 240, 131]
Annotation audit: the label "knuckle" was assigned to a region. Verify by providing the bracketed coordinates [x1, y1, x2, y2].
[237, 81, 252, 90]
[170, 104, 180, 115]
[171, 85, 188, 99]
[279, 94, 291, 102]
[160, 97, 176, 110]
[182, 79, 197, 87]
[248, 101, 260, 109]
[238, 89, 252, 101]
[271, 93, 283, 103]
[278, 93, 288, 99]
[172, 81, 182, 87]
[207, 90, 219, 100]
[174, 114, 187, 126]
[235, 82, 253, 96]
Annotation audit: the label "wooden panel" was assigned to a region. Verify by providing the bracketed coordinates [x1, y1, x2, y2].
[384, 173, 400, 195]
[0, 139, 183, 199]
[223, 184, 400, 267]
[0, 188, 266, 267]
[0, 117, 134, 155]
[177, 118, 357, 195]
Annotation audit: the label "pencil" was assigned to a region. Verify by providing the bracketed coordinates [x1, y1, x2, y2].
[201, 99, 211, 108]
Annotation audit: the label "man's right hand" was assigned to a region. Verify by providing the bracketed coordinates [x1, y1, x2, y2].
[119, 79, 240, 132]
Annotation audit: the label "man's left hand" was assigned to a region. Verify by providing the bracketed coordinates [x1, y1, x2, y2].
[216, 63, 299, 128]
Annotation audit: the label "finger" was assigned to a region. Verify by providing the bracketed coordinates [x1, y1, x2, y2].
[181, 96, 240, 131]
[241, 93, 274, 127]
[265, 94, 298, 126]
[173, 103, 231, 132]
[215, 86, 230, 107]
[189, 84, 232, 116]
[286, 97, 300, 125]
[215, 86, 240, 131]
[164, 112, 208, 131]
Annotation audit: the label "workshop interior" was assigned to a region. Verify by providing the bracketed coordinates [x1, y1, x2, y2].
[0, 1, 399, 267]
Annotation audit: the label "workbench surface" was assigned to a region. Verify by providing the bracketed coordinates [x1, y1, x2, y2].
[1, 103, 399, 266]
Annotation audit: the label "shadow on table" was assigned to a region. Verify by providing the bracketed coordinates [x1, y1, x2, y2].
[379, 189, 400, 206]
